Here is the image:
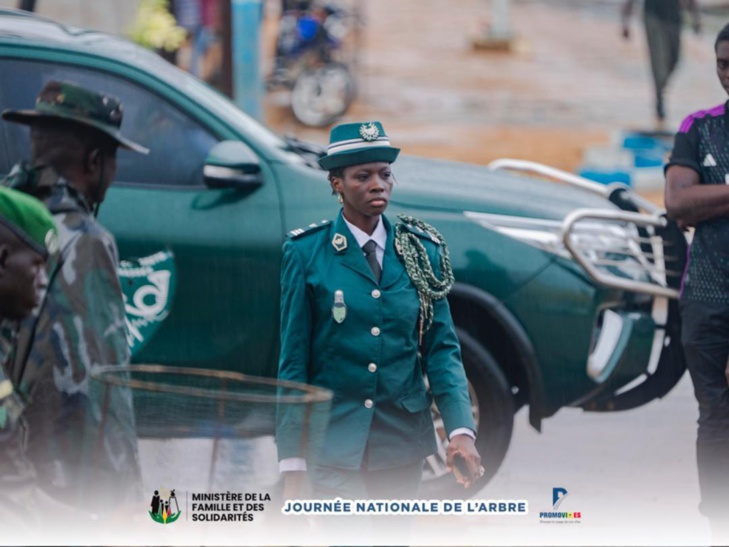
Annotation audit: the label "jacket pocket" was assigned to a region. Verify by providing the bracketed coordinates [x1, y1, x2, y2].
[399, 390, 433, 413]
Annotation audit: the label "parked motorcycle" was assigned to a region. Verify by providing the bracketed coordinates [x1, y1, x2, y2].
[267, 2, 357, 127]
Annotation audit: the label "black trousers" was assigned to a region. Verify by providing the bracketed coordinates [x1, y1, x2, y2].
[644, 8, 680, 120]
[679, 300, 729, 538]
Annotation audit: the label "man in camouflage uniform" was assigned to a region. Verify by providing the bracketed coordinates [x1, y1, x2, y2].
[1, 81, 149, 512]
[0, 187, 57, 525]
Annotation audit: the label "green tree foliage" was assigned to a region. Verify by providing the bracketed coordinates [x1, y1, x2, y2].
[128, 0, 186, 52]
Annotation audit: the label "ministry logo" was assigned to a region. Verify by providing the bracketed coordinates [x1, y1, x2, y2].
[149, 488, 182, 524]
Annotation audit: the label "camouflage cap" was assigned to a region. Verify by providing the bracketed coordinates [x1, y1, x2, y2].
[0, 187, 58, 259]
[1, 80, 149, 155]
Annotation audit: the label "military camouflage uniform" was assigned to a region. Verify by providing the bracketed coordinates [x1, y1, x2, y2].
[0, 322, 38, 532]
[0, 320, 35, 487]
[2, 163, 141, 509]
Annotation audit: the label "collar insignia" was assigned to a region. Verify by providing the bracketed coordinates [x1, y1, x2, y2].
[332, 233, 348, 252]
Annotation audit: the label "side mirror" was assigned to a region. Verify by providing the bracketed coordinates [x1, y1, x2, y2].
[203, 141, 263, 190]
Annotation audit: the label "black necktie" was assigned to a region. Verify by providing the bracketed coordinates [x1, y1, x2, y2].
[362, 239, 381, 283]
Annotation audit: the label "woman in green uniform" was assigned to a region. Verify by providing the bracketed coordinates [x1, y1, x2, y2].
[277, 121, 482, 500]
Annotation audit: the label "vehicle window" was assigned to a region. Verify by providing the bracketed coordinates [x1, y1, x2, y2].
[0, 59, 219, 187]
[0, 110, 7, 176]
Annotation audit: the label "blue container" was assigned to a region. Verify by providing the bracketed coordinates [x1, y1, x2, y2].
[622, 132, 672, 153]
[578, 168, 632, 186]
[633, 150, 666, 169]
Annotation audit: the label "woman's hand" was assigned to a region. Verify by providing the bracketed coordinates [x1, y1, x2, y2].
[446, 434, 483, 489]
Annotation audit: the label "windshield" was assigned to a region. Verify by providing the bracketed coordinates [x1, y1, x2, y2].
[77, 32, 290, 153]
[1, 16, 315, 163]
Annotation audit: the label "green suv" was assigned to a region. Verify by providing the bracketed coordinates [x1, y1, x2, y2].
[0, 8, 687, 497]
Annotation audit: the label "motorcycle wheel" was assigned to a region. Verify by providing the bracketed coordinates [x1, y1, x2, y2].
[290, 62, 355, 127]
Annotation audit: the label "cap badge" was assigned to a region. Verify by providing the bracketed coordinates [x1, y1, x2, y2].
[359, 122, 380, 142]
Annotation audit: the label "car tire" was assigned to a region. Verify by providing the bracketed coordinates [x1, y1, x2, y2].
[420, 329, 515, 498]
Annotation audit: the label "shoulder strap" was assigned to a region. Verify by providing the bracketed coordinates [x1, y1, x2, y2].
[287, 219, 331, 239]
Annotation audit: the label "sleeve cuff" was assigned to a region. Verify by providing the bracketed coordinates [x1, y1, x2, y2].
[664, 159, 700, 175]
[448, 427, 476, 441]
[279, 457, 307, 472]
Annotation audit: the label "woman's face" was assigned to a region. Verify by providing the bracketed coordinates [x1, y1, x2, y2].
[332, 161, 394, 221]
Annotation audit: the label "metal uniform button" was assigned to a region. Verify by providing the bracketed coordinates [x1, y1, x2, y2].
[364, 399, 373, 409]
[371, 326, 380, 336]
[368, 363, 377, 373]
[371, 289, 381, 299]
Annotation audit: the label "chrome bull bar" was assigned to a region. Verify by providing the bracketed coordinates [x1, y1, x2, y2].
[488, 158, 680, 299]
[562, 209, 678, 299]
[488, 158, 662, 215]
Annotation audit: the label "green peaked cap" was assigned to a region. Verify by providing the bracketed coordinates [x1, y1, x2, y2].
[319, 121, 400, 170]
[0, 187, 58, 259]
[1, 80, 149, 155]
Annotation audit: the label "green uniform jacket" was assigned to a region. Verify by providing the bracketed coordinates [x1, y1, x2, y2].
[277, 212, 474, 471]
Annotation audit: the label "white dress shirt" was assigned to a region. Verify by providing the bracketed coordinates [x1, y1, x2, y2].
[342, 214, 387, 269]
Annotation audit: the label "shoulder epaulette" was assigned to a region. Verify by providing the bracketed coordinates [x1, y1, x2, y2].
[287, 219, 331, 239]
[399, 219, 440, 245]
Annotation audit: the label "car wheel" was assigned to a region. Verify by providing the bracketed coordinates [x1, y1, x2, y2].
[420, 329, 515, 498]
[290, 63, 355, 127]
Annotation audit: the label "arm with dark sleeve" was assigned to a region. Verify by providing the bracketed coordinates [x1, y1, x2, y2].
[420, 246, 474, 436]
[665, 116, 729, 227]
[276, 240, 314, 461]
[420, 244, 481, 486]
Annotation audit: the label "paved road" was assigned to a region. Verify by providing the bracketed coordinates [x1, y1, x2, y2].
[453, 374, 707, 546]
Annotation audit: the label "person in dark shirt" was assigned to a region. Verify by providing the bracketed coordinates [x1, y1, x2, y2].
[622, 0, 700, 128]
[664, 22, 729, 544]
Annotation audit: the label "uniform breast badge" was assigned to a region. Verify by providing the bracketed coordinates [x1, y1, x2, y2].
[332, 233, 348, 251]
[332, 290, 347, 323]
